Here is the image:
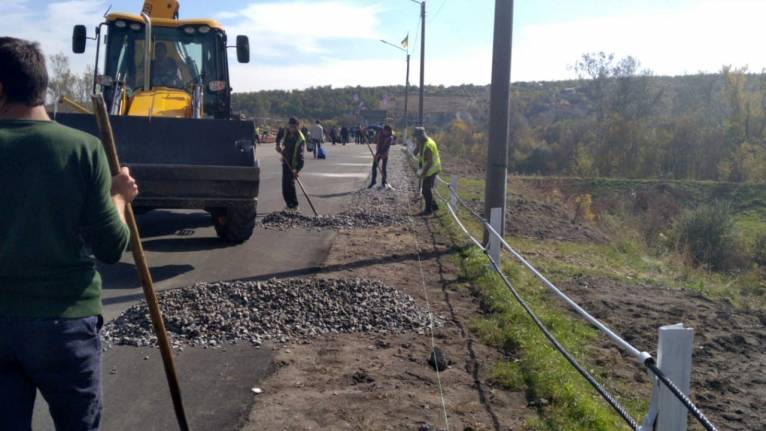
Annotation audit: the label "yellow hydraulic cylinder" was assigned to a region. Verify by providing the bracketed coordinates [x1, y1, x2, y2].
[141, 0, 180, 19]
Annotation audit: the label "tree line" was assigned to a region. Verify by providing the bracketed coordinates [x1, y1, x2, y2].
[507, 52, 766, 183]
[47, 50, 766, 183]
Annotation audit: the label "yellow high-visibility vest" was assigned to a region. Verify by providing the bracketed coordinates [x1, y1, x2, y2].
[418, 137, 442, 177]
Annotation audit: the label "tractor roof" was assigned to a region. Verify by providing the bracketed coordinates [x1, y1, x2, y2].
[106, 13, 224, 31]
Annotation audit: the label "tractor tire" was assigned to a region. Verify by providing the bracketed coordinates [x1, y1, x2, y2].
[212, 202, 257, 243]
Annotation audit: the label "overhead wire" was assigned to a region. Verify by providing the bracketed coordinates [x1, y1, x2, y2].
[430, 0, 447, 22]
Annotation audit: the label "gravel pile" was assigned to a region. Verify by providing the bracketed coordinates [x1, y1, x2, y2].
[102, 278, 437, 348]
[260, 148, 419, 231]
[260, 210, 409, 230]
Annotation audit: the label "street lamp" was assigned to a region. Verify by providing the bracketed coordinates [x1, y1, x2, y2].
[380, 39, 410, 133]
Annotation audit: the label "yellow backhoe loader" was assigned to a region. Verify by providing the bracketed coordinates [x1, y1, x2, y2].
[58, 0, 258, 242]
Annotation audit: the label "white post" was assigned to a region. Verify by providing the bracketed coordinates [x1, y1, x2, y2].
[488, 207, 503, 263]
[450, 175, 458, 209]
[656, 323, 694, 431]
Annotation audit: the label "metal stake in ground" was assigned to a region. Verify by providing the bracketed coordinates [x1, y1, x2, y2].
[282, 157, 319, 217]
[91, 94, 191, 431]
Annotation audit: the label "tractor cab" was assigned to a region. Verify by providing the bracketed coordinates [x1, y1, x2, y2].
[74, 12, 249, 119]
[65, 1, 260, 244]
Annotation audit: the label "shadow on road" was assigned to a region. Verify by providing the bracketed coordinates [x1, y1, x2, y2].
[100, 263, 195, 290]
[135, 210, 212, 238]
[141, 237, 231, 252]
[312, 191, 357, 198]
[224, 245, 467, 283]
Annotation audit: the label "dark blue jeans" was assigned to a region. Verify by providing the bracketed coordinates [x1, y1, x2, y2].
[0, 315, 102, 431]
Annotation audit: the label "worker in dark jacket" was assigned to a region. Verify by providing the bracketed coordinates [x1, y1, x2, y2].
[276, 117, 305, 211]
[0, 37, 137, 430]
[368, 124, 394, 189]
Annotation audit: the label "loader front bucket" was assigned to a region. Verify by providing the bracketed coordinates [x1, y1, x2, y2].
[53, 113, 259, 210]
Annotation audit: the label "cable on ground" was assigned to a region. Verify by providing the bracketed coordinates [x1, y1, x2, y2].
[407, 181, 451, 430]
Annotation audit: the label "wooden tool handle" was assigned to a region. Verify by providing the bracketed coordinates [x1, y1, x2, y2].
[282, 157, 319, 217]
[91, 94, 191, 431]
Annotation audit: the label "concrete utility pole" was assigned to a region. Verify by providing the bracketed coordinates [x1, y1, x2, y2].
[483, 0, 513, 243]
[404, 53, 410, 129]
[417, 0, 426, 125]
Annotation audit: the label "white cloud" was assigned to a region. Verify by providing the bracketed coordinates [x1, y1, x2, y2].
[1, 0, 107, 73]
[513, 0, 766, 81]
[218, 1, 383, 60]
[223, 0, 492, 91]
[230, 47, 491, 91]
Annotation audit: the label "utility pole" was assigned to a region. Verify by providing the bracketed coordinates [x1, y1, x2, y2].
[418, 0, 426, 125]
[483, 0, 513, 243]
[404, 53, 410, 130]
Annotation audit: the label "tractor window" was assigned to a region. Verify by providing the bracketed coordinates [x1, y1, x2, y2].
[104, 21, 228, 117]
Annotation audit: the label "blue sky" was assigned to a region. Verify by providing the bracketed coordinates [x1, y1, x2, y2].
[3, 0, 766, 91]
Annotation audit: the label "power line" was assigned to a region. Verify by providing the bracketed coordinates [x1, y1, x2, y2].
[430, 0, 447, 22]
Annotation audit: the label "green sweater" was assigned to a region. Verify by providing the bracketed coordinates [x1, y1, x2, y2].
[0, 119, 130, 318]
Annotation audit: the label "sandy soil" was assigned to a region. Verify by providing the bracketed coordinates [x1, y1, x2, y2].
[242, 220, 537, 430]
[242, 151, 536, 430]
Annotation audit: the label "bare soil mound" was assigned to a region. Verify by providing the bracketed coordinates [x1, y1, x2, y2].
[561, 276, 766, 430]
[505, 195, 610, 243]
[465, 194, 610, 243]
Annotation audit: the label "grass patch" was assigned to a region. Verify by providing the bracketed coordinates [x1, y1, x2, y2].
[434, 206, 647, 430]
[430, 172, 766, 428]
[436, 176, 766, 309]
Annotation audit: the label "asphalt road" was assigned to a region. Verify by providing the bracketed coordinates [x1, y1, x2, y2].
[32, 143, 374, 430]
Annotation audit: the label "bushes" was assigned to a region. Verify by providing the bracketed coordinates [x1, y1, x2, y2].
[674, 201, 739, 271]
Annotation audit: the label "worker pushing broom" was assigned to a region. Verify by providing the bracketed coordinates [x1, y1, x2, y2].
[275, 117, 319, 217]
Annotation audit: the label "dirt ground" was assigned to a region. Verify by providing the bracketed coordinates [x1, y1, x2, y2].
[463, 191, 609, 244]
[559, 275, 766, 430]
[242, 220, 537, 430]
[241, 150, 765, 430]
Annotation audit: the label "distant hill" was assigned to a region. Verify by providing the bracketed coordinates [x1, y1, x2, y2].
[232, 71, 766, 183]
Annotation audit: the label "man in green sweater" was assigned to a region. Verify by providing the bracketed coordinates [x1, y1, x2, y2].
[0, 37, 138, 430]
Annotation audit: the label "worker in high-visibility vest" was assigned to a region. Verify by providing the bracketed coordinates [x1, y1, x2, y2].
[413, 126, 442, 215]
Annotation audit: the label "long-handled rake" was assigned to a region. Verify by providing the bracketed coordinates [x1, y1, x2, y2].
[91, 94, 190, 431]
[282, 157, 319, 217]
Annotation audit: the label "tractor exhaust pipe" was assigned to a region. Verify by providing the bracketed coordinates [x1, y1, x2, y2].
[142, 12, 152, 91]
